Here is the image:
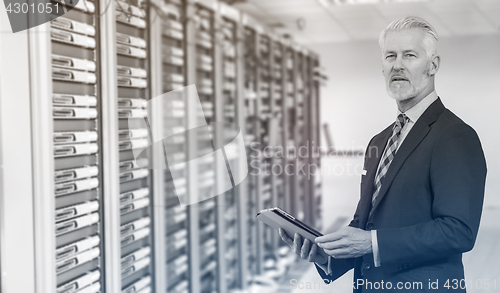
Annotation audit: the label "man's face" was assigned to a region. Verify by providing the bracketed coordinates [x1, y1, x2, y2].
[382, 28, 432, 101]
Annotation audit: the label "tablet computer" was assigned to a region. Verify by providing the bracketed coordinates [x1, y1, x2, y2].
[256, 207, 328, 258]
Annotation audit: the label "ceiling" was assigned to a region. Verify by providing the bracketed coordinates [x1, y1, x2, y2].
[232, 0, 500, 45]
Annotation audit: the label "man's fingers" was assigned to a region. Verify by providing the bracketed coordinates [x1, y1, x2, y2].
[315, 231, 343, 243]
[301, 238, 311, 259]
[281, 226, 364, 261]
[279, 228, 293, 247]
[308, 243, 317, 262]
[293, 233, 303, 254]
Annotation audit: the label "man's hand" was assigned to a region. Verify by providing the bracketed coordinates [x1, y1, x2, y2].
[315, 226, 372, 259]
[279, 228, 328, 265]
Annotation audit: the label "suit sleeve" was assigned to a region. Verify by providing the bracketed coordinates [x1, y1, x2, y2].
[314, 136, 377, 282]
[376, 124, 487, 275]
[315, 258, 355, 283]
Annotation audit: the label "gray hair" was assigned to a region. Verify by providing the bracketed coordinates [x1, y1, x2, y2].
[379, 16, 438, 58]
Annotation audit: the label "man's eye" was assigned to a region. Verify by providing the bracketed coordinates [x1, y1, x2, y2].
[386, 55, 395, 59]
[406, 54, 416, 58]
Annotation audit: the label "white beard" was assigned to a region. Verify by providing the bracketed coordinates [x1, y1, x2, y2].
[387, 74, 430, 101]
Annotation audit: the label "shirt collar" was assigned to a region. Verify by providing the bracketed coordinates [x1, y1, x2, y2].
[398, 90, 438, 124]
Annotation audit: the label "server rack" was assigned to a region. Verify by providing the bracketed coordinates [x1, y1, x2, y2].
[294, 47, 310, 226]
[303, 50, 315, 227]
[284, 44, 299, 220]
[233, 8, 250, 290]
[158, 0, 191, 293]
[50, 2, 105, 293]
[309, 54, 323, 231]
[192, 2, 219, 292]
[114, 0, 155, 292]
[256, 29, 279, 274]
[270, 35, 289, 251]
[215, 3, 242, 293]
[2, 1, 323, 291]
[293, 48, 322, 229]
[241, 13, 261, 280]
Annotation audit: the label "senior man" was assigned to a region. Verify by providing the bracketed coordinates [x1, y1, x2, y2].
[279, 16, 487, 292]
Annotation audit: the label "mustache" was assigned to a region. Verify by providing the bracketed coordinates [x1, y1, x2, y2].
[390, 73, 409, 82]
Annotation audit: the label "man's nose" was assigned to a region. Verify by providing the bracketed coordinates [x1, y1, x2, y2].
[393, 55, 404, 70]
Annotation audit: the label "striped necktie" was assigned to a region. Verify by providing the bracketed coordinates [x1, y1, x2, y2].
[370, 113, 408, 215]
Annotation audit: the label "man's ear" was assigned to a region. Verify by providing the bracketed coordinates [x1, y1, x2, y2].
[429, 55, 440, 76]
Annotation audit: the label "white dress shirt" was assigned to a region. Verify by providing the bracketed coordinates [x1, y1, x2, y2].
[318, 91, 438, 274]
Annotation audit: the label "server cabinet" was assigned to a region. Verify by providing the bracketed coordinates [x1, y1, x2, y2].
[241, 13, 260, 278]
[269, 36, 289, 251]
[283, 44, 298, 219]
[256, 29, 280, 274]
[192, 1, 219, 292]
[114, 0, 155, 292]
[1, 0, 324, 291]
[290, 46, 302, 223]
[158, 1, 192, 293]
[294, 47, 311, 226]
[233, 8, 250, 290]
[215, 3, 242, 292]
[309, 54, 322, 231]
[50, 1, 105, 292]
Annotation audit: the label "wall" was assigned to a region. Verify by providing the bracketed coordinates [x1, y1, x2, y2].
[310, 34, 500, 209]
[0, 9, 37, 292]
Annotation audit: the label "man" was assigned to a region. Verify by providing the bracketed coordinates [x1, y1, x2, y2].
[279, 16, 487, 292]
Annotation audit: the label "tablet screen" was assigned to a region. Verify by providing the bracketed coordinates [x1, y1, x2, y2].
[271, 208, 323, 237]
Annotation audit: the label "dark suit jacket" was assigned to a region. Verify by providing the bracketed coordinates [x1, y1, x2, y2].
[315, 98, 487, 292]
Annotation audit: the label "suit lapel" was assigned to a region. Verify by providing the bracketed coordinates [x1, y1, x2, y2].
[358, 126, 392, 227]
[368, 98, 446, 220]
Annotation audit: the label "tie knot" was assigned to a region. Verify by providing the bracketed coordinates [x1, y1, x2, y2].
[396, 114, 408, 130]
